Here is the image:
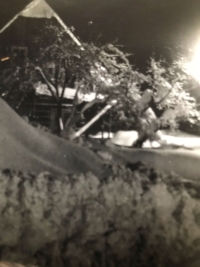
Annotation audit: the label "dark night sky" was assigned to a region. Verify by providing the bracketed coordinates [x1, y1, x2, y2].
[0, 0, 200, 67]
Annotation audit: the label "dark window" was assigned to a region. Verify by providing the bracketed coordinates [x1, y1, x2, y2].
[11, 46, 28, 65]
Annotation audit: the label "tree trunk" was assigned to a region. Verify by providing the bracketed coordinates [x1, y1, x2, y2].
[1, 167, 200, 267]
[56, 101, 64, 133]
[132, 120, 160, 148]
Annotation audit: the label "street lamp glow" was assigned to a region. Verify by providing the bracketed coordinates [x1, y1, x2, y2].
[185, 40, 200, 82]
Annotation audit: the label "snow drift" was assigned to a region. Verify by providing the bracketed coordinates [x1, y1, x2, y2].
[0, 98, 105, 177]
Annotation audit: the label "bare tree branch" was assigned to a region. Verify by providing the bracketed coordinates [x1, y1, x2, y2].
[35, 66, 58, 102]
[155, 87, 173, 106]
[54, 59, 62, 98]
[64, 86, 81, 129]
[154, 78, 180, 106]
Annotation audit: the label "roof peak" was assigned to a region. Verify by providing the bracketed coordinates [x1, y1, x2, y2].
[0, 0, 82, 47]
[21, 0, 55, 19]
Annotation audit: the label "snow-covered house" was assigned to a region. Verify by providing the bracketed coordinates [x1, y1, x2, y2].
[0, 0, 117, 134]
[0, 0, 97, 131]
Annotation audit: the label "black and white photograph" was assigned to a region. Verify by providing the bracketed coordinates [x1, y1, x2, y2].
[0, 0, 200, 266]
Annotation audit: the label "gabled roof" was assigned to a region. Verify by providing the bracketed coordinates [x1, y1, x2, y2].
[0, 0, 82, 47]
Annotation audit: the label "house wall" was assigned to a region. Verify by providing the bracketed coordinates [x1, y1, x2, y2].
[6, 94, 73, 132]
[0, 16, 66, 60]
[0, 16, 79, 131]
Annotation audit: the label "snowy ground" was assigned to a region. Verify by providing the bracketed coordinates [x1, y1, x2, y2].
[1, 95, 200, 182]
[89, 130, 200, 181]
[0, 98, 105, 178]
[89, 130, 200, 150]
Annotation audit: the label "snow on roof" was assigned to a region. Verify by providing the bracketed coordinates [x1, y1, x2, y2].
[35, 83, 105, 103]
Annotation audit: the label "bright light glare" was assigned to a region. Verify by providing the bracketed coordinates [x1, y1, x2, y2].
[185, 40, 200, 82]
